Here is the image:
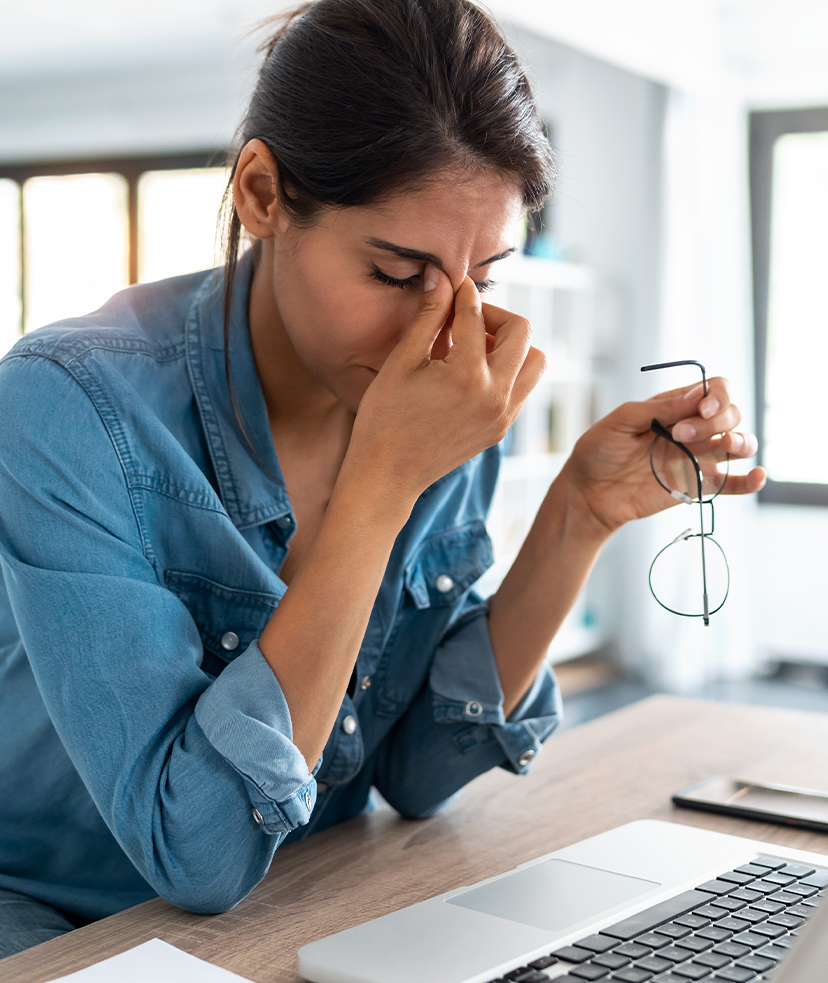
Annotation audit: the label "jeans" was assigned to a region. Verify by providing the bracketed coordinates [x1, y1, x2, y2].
[0, 888, 82, 959]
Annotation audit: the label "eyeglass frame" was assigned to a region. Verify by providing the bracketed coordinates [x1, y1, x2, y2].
[640, 360, 730, 626]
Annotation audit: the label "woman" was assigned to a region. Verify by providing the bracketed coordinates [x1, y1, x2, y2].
[0, 0, 764, 958]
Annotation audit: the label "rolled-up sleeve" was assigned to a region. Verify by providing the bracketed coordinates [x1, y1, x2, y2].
[373, 595, 561, 819]
[0, 354, 314, 913]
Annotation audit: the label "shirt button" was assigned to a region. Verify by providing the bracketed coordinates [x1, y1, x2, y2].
[342, 714, 357, 735]
[518, 749, 536, 767]
[276, 514, 294, 530]
[221, 631, 240, 652]
[305, 790, 312, 810]
[359, 675, 372, 691]
[435, 574, 454, 594]
[465, 700, 483, 718]
[252, 808, 265, 826]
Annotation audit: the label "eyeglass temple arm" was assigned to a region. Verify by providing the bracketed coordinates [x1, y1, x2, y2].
[649, 417, 710, 624]
[641, 360, 708, 397]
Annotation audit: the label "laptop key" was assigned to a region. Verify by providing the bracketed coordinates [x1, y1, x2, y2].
[735, 955, 775, 973]
[615, 943, 652, 959]
[710, 969, 753, 982]
[756, 944, 788, 962]
[779, 863, 815, 878]
[748, 923, 786, 939]
[695, 905, 727, 919]
[601, 892, 715, 941]
[675, 936, 712, 953]
[568, 966, 609, 981]
[760, 872, 795, 886]
[694, 952, 729, 969]
[593, 953, 631, 970]
[752, 857, 786, 870]
[674, 914, 710, 930]
[528, 956, 558, 970]
[801, 870, 828, 888]
[731, 909, 764, 925]
[735, 864, 772, 877]
[711, 942, 750, 958]
[748, 899, 784, 914]
[609, 969, 653, 983]
[695, 880, 733, 896]
[670, 964, 710, 980]
[656, 946, 694, 963]
[635, 933, 672, 949]
[695, 927, 731, 942]
[708, 897, 745, 912]
[727, 889, 763, 903]
[766, 890, 799, 904]
[730, 931, 766, 948]
[512, 973, 550, 983]
[554, 946, 595, 964]
[712, 917, 749, 932]
[717, 871, 755, 885]
[635, 956, 671, 973]
[578, 936, 618, 953]
[656, 924, 691, 940]
[786, 883, 818, 897]
[766, 913, 803, 929]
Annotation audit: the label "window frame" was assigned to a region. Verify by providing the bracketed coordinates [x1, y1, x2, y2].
[750, 106, 828, 507]
[0, 150, 226, 336]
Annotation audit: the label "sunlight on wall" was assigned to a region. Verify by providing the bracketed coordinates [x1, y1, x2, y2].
[138, 167, 227, 283]
[24, 173, 129, 333]
[0, 180, 21, 357]
[765, 131, 828, 484]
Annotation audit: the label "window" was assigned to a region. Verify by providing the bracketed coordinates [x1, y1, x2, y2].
[751, 108, 828, 505]
[0, 152, 227, 356]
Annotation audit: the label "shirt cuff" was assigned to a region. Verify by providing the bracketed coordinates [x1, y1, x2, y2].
[194, 640, 320, 835]
[429, 601, 561, 774]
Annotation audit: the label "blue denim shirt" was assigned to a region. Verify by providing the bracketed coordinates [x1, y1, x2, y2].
[0, 253, 560, 921]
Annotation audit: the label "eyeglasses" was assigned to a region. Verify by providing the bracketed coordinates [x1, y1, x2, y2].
[640, 360, 730, 626]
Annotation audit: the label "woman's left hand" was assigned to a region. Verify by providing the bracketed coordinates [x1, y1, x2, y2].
[565, 377, 767, 534]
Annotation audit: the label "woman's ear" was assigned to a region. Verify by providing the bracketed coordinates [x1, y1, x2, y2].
[233, 139, 281, 239]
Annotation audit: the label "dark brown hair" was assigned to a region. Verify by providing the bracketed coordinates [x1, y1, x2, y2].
[221, 0, 556, 336]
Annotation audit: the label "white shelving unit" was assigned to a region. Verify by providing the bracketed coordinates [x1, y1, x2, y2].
[477, 254, 610, 662]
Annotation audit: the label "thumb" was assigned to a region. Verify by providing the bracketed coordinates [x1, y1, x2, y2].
[392, 265, 454, 366]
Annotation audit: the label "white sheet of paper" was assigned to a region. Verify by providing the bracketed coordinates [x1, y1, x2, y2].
[44, 938, 257, 983]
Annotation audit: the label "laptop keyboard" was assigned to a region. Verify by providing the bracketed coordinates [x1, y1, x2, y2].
[486, 856, 828, 983]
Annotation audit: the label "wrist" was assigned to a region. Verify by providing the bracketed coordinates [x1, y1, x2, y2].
[544, 458, 619, 545]
[330, 450, 418, 537]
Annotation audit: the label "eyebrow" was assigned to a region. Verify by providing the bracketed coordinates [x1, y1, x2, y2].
[365, 237, 516, 270]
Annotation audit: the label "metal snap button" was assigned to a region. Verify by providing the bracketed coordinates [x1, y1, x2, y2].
[435, 574, 454, 594]
[277, 514, 294, 530]
[305, 790, 312, 810]
[342, 714, 357, 735]
[518, 749, 535, 767]
[359, 675, 372, 691]
[221, 631, 240, 651]
[465, 700, 483, 718]
[252, 808, 265, 826]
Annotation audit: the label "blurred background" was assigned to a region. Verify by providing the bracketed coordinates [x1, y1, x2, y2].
[2, 0, 827, 722]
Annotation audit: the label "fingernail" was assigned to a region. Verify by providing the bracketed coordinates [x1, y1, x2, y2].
[672, 422, 695, 442]
[424, 265, 439, 292]
[700, 397, 719, 419]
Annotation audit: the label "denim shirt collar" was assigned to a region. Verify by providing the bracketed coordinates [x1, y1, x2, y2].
[185, 250, 293, 530]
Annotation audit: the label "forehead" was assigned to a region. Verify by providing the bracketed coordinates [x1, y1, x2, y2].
[319, 170, 523, 264]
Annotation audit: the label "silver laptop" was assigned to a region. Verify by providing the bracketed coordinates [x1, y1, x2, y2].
[298, 819, 828, 983]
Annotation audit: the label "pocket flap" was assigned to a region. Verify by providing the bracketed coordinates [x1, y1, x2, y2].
[165, 571, 281, 661]
[403, 521, 493, 610]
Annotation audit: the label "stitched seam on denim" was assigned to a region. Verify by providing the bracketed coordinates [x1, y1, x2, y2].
[165, 570, 281, 606]
[127, 475, 226, 513]
[20, 338, 185, 363]
[15, 354, 154, 570]
[184, 280, 244, 524]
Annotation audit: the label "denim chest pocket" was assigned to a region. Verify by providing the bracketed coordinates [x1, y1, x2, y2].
[375, 521, 494, 716]
[165, 571, 281, 675]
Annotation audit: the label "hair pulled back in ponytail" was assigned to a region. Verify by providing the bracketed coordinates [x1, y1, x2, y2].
[221, 0, 556, 334]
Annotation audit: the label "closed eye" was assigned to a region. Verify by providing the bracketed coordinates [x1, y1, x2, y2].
[370, 265, 494, 294]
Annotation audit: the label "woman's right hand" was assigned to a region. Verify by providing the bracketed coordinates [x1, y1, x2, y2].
[342, 265, 547, 509]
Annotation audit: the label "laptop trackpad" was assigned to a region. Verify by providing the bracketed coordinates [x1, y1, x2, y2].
[446, 858, 659, 932]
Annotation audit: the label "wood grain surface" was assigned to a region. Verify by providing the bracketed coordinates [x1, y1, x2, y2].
[4, 695, 828, 983]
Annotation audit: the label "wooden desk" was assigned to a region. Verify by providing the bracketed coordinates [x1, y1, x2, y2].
[5, 695, 828, 983]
